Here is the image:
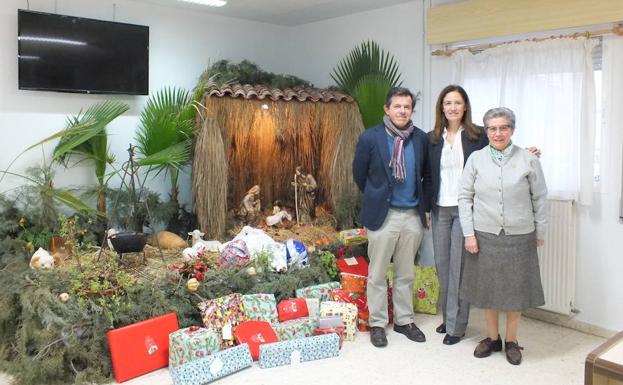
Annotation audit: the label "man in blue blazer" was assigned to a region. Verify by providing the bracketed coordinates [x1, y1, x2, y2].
[353, 87, 431, 348]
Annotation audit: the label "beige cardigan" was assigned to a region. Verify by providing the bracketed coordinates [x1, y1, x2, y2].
[458, 145, 548, 239]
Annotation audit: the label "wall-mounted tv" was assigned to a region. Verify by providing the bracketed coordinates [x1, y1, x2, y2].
[18, 9, 149, 95]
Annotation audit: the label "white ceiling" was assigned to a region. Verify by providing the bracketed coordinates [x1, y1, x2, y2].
[129, 0, 415, 26]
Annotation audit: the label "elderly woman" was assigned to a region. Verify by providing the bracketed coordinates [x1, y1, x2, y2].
[457, 107, 547, 365]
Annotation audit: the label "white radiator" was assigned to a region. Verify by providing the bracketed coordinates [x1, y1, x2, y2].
[537, 199, 576, 315]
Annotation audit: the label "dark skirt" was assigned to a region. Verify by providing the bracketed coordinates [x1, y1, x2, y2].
[460, 230, 545, 311]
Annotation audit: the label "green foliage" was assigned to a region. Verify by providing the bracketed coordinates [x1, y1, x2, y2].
[200, 59, 313, 89]
[106, 186, 177, 231]
[330, 40, 403, 128]
[50, 100, 129, 213]
[0, 238, 335, 384]
[58, 214, 98, 253]
[253, 248, 273, 272]
[134, 86, 203, 205]
[334, 190, 362, 230]
[318, 250, 339, 281]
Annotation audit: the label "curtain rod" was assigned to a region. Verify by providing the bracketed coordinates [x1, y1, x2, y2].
[431, 25, 623, 57]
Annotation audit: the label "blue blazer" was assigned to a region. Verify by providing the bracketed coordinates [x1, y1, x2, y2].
[352, 123, 431, 231]
[425, 126, 488, 210]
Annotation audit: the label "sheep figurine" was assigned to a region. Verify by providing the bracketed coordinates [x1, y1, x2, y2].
[188, 229, 222, 253]
[30, 247, 55, 270]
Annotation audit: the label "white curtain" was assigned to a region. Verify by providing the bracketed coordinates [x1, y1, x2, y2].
[452, 38, 597, 204]
[599, 35, 623, 218]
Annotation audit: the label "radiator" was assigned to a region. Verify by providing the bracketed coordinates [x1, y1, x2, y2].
[537, 199, 576, 315]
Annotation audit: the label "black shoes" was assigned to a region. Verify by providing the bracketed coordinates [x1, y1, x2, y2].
[435, 323, 446, 334]
[473, 335, 503, 358]
[370, 327, 388, 348]
[505, 341, 523, 365]
[442, 333, 464, 345]
[393, 323, 426, 342]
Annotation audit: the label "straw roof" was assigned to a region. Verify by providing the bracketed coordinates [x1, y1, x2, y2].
[193, 84, 364, 240]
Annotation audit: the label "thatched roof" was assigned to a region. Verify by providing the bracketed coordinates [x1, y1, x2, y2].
[204, 83, 354, 103]
[193, 84, 363, 239]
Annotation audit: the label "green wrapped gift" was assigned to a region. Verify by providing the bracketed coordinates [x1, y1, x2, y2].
[387, 264, 439, 315]
[413, 265, 439, 315]
[271, 318, 314, 341]
[242, 293, 279, 324]
[295, 282, 341, 302]
[169, 326, 222, 368]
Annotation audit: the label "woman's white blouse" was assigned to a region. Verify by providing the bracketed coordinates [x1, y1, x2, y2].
[438, 128, 465, 207]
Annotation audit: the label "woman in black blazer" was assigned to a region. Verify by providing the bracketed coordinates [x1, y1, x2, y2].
[426, 85, 487, 345]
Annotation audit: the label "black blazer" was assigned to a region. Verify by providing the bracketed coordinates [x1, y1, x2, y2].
[425, 127, 488, 211]
[353, 123, 431, 230]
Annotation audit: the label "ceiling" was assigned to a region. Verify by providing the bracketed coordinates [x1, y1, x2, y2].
[129, 0, 415, 26]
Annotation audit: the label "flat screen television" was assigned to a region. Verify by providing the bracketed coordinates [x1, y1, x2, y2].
[18, 9, 149, 95]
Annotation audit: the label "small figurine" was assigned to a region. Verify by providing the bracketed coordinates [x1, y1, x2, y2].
[266, 200, 292, 226]
[293, 166, 317, 224]
[237, 185, 261, 224]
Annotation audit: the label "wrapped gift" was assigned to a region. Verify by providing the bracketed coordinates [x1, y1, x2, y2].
[329, 289, 369, 332]
[388, 286, 394, 324]
[336, 256, 369, 277]
[258, 334, 340, 369]
[304, 298, 320, 322]
[197, 293, 248, 348]
[414, 265, 439, 315]
[295, 282, 341, 302]
[319, 301, 358, 341]
[271, 317, 314, 341]
[340, 273, 367, 294]
[170, 343, 252, 385]
[107, 313, 179, 383]
[169, 326, 221, 368]
[233, 321, 278, 361]
[218, 239, 250, 269]
[277, 298, 309, 322]
[317, 315, 342, 329]
[338, 228, 367, 245]
[241, 293, 278, 324]
[314, 327, 344, 349]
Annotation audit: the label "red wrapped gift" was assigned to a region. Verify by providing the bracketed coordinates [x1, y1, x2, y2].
[233, 320, 278, 361]
[314, 327, 345, 349]
[336, 257, 369, 277]
[388, 286, 394, 324]
[340, 273, 367, 294]
[107, 313, 179, 383]
[277, 298, 309, 322]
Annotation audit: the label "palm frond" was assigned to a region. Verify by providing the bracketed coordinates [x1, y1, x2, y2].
[330, 40, 403, 128]
[353, 75, 393, 128]
[135, 140, 191, 170]
[330, 40, 403, 95]
[53, 100, 129, 161]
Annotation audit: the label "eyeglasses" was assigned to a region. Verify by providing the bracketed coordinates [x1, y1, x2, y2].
[486, 125, 512, 134]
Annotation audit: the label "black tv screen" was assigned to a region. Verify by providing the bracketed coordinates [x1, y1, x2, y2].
[18, 9, 149, 95]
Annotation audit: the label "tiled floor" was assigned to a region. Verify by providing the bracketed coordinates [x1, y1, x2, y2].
[0, 309, 606, 385]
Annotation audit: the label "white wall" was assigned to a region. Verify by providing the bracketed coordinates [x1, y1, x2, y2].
[288, 1, 428, 128]
[0, 0, 288, 206]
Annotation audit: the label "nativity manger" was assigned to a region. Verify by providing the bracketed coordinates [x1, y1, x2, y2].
[193, 83, 364, 239]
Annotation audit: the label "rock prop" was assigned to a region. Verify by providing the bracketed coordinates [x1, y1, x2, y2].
[59, 293, 70, 303]
[152, 231, 187, 249]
